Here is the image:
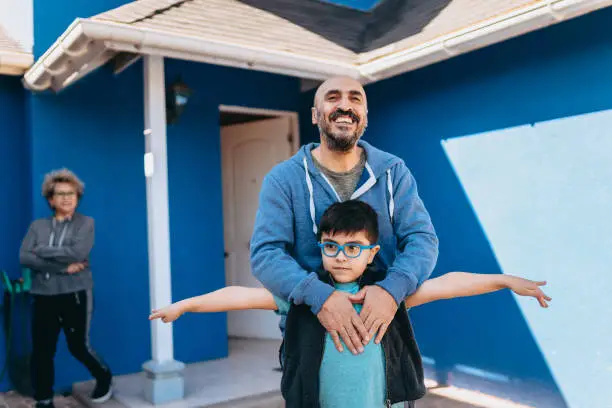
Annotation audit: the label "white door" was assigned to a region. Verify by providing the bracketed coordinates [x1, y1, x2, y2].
[221, 116, 294, 339]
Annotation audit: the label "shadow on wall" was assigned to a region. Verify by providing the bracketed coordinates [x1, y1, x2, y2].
[442, 114, 612, 408]
[236, 0, 452, 52]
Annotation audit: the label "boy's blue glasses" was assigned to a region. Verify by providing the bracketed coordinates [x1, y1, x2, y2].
[318, 242, 376, 258]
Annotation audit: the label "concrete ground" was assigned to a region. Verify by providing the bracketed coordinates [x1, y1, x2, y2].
[0, 392, 81, 408]
[1, 339, 518, 408]
[0, 391, 478, 408]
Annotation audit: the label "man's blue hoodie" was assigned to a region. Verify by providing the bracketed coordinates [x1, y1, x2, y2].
[250, 140, 439, 315]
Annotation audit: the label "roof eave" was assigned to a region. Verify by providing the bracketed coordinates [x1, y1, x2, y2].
[23, 18, 361, 92]
[23, 0, 612, 91]
[358, 0, 612, 84]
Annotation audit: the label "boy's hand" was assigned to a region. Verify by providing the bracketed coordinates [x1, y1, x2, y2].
[350, 285, 397, 345]
[66, 262, 86, 274]
[506, 277, 552, 308]
[317, 291, 369, 355]
[149, 304, 184, 323]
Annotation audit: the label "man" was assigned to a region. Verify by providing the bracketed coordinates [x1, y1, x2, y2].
[250, 76, 438, 355]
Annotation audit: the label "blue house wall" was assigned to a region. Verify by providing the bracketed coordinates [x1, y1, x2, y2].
[323, 0, 382, 10]
[300, 7, 612, 404]
[0, 75, 30, 392]
[0, 76, 29, 282]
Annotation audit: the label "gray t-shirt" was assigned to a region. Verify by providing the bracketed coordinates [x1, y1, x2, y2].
[313, 150, 366, 201]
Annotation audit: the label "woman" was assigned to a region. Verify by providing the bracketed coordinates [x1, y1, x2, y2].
[19, 169, 112, 408]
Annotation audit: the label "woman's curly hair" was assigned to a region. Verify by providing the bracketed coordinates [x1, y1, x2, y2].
[41, 168, 85, 200]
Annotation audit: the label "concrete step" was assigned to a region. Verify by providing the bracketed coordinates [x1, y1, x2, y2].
[73, 378, 283, 408]
[73, 381, 127, 408]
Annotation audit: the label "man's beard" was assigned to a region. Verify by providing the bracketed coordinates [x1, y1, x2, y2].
[318, 110, 366, 152]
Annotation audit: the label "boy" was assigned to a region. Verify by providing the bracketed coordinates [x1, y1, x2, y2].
[151, 201, 550, 407]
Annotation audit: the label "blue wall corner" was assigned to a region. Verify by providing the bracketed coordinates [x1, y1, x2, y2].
[0, 75, 30, 392]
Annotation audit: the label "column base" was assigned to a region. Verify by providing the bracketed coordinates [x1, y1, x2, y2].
[142, 360, 185, 405]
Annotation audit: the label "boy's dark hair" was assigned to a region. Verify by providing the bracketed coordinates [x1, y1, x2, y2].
[317, 200, 379, 243]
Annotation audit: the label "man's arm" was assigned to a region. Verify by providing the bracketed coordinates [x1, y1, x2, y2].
[149, 287, 278, 323]
[20, 222, 68, 274]
[34, 218, 94, 263]
[377, 162, 439, 303]
[250, 173, 334, 313]
[354, 162, 438, 344]
[405, 272, 551, 308]
[251, 172, 368, 354]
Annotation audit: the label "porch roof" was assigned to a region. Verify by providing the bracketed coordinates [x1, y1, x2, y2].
[0, 25, 33, 76]
[23, 0, 612, 91]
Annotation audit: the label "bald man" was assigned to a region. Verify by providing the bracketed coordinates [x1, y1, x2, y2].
[250, 76, 438, 355]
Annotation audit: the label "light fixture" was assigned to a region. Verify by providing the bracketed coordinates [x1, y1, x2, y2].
[166, 76, 191, 124]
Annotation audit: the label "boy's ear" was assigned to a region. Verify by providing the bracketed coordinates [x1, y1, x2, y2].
[367, 245, 380, 264]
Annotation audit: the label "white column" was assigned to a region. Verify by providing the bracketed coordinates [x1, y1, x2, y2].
[143, 55, 174, 363]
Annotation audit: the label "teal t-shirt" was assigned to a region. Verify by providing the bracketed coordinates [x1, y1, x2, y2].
[275, 282, 405, 408]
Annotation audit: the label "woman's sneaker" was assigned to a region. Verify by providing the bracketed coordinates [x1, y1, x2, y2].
[90, 375, 113, 403]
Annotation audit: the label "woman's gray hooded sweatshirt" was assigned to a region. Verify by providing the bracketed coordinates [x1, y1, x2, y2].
[20, 212, 94, 295]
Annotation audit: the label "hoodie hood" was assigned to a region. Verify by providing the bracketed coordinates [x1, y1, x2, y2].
[291, 140, 402, 234]
[292, 140, 402, 179]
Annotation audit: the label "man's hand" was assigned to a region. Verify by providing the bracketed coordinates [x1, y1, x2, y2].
[350, 285, 398, 344]
[66, 262, 86, 274]
[317, 291, 369, 354]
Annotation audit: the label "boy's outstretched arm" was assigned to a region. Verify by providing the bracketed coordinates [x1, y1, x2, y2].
[149, 286, 278, 323]
[405, 272, 552, 308]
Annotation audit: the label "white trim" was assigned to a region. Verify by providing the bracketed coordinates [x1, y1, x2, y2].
[219, 105, 300, 153]
[23, 18, 357, 92]
[22, 0, 612, 91]
[143, 55, 174, 363]
[359, 0, 612, 83]
[350, 162, 376, 199]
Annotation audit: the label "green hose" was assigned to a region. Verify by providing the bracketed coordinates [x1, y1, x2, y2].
[1, 269, 33, 394]
[0, 270, 14, 385]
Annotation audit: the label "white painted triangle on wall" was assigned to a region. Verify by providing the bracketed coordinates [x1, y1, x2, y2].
[442, 110, 612, 408]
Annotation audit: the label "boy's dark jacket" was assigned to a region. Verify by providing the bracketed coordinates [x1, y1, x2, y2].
[280, 266, 426, 407]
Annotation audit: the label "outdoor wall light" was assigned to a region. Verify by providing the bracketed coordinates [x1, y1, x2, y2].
[166, 77, 191, 124]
